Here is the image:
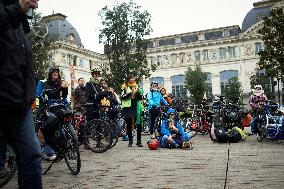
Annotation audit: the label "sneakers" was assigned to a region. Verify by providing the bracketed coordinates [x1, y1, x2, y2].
[128, 141, 133, 147]
[136, 142, 143, 147]
[182, 141, 193, 150]
[42, 153, 57, 161]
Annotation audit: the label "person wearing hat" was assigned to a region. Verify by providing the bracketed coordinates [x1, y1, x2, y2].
[85, 67, 111, 121]
[121, 75, 144, 147]
[249, 85, 267, 134]
[147, 81, 168, 139]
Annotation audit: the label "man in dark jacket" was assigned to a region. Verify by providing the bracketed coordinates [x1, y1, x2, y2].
[0, 0, 42, 188]
[85, 67, 109, 121]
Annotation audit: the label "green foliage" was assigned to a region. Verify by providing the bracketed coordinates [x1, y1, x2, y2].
[224, 77, 242, 103]
[99, 0, 154, 92]
[258, 8, 284, 79]
[250, 73, 273, 99]
[185, 65, 207, 104]
[26, 12, 54, 80]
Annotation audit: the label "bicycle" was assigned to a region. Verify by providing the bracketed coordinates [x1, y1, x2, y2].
[35, 89, 81, 175]
[0, 135, 17, 188]
[71, 103, 113, 153]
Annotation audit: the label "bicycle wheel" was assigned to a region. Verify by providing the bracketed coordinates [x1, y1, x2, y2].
[256, 124, 267, 142]
[83, 119, 113, 153]
[0, 155, 16, 188]
[62, 122, 81, 175]
[110, 120, 120, 149]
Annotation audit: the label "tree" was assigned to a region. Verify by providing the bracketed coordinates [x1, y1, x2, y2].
[99, 0, 155, 92]
[27, 12, 54, 80]
[185, 65, 207, 104]
[250, 73, 273, 99]
[224, 77, 242, 104]
[258, 8, 284, 102]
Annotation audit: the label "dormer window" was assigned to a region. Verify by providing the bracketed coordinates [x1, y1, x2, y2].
[222, 30, 230, 38]
[198, 34, 205, 41]
[153, 40, 159, 47]
[175, 37, 181, 44]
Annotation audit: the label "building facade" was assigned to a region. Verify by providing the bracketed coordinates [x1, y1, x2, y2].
[143, 0, 283, 103]
[43, 1, 283, 103]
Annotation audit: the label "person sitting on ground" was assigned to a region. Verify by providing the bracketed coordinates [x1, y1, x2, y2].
[160, 108, 196, 149]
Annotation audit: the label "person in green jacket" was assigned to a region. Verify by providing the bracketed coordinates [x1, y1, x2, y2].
[121, 75, 143, 147]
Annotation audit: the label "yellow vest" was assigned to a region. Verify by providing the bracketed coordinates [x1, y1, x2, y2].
[121, 87, 132, 108]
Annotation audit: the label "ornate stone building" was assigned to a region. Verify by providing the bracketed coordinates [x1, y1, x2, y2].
[43, 1, 283, 103]
[43, 13, 108, 92]
[143, 0, 283, 103]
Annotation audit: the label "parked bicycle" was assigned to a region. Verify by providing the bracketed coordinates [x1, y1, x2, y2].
[34, 89, 81, 175]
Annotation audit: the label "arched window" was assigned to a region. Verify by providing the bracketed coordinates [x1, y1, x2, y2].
[171, 75, 187, 99]
[150, 77, 164, 88]
[220, 70, 238, 95]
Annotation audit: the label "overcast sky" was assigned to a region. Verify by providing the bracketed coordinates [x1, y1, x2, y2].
[38, 0, 257, 54]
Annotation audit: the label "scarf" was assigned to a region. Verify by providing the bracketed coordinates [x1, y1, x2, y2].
[48, 78, 61, 89]
[90, 77, 99, 85]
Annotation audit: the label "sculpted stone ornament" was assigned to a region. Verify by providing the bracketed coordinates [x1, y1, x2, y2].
[244, 44, 254, 56]
[209, 50, 217, 60]
[186, 52, 192, 62]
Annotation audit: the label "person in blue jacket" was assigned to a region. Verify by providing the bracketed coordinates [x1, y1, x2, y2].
[160, 108, 195, 149]
[147, 81, 168, 139]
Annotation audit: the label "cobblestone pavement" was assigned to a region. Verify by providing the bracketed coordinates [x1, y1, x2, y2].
[4, 129, 284, 189]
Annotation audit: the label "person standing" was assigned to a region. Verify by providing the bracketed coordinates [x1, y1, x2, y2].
[73, 77, 86, 112]
[121, 75, 143, 147]
[0, 0, 42, 188]
[147, 81, 168, 139]
[85, 67, 109, 121]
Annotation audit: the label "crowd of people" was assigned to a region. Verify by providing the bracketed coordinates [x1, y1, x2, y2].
[0, 1, 284, 188]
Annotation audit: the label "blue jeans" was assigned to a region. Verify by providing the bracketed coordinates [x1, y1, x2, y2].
[0, 108, 42, 189]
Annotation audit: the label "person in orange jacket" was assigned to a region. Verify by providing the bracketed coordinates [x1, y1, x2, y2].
[160, 87, 172, 105]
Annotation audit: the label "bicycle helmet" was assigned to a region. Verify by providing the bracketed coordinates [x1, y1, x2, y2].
[147, 139, 159, 150]
[91, 66, 101, 73]
[150, 80, 158, 86]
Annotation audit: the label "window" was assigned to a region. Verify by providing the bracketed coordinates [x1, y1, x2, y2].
[219, 48, 227, 60]
[222, 30, 230, 38]
[179, 53, 185, 64]
[198, 34, 205, 41]
[153, 40, 159, 47]
[194, 50, 200, 62]
[150, 77, 164, 88]
[171, 54, 177, 64]
[228, 47, 236, 58]
[203, 50, 209, 61]
[220, 70, 238, 95]
[206, 73, 213, 99]
[157, 56, 161, 66]
[73, 56, 77, 66]
[171, 75, 187, 99]
[255, 42, 262, 55]
[175, 38, 181, 44]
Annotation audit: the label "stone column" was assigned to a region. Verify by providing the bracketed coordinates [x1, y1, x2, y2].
[211, 73, 221, 96]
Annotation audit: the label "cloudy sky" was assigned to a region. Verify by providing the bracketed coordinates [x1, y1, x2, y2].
[38, 0, 257, 53]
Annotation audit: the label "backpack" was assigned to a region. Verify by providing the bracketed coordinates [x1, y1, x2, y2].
[226, 128, 242, 143]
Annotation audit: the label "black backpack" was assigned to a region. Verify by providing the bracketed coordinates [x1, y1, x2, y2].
[226, 129, 242, 143]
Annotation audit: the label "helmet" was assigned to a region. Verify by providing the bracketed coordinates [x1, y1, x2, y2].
[147, 139, 159, 150]
[150, 81, 158, 86]
[228, 112, 237, 121]
[91, 66, 101, 73]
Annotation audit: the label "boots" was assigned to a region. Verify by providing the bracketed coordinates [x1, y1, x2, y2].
[128, 140, 133, 147]
[136, 140, 143, 147]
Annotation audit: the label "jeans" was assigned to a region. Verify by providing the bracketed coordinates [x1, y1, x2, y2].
[160, 133, 192, 148]
[0, 108, 42, 189]
[149, 108, 160, 135]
